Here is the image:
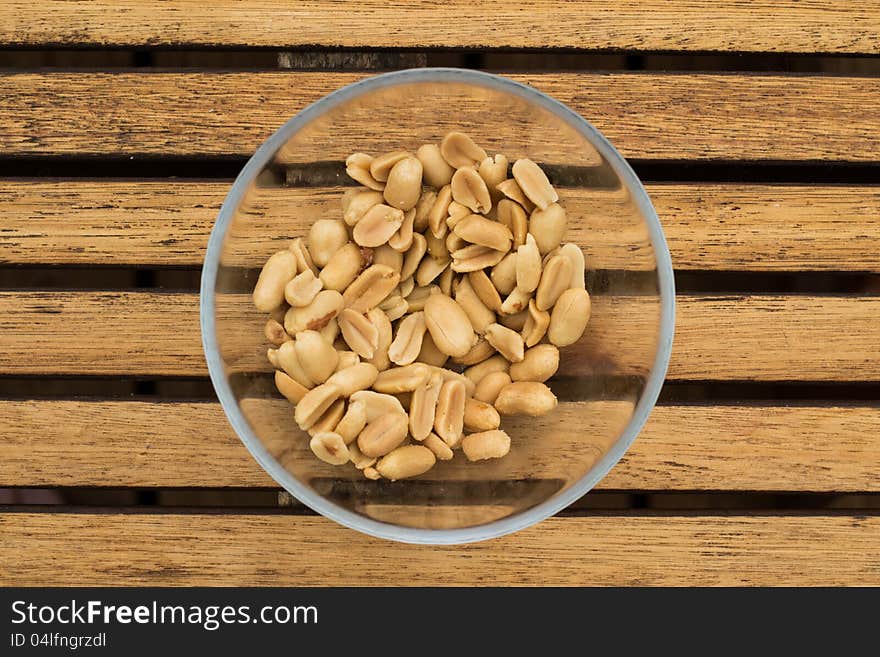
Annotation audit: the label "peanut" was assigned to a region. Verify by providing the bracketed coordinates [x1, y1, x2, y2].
[409, 372, 443, 440]
[326, 362, 379, 397]
[345, 152, 384, 191]
[548, 288, 591, 347]
[509, 344, 559, 382]
[462, 429, 511, 461]
[387, 311, 427, 366]
[358, 412, 409, 457]
[494, 381, 557, 417]
[308, 219, 349, 268]
[484, 323, 525, 363]
[511, 159, 558, 210]
[440, 131, 487, 169]
[434, 379, 466, 447]
[373, 363, 432, 394]
[451, 167, 492, 214]
[370, 150, 410, 182]
[310, 432, 350, 465]
[424, 294, 476, 358]
[416, 144, 455, 188]
[383, 156, 423, 211]
[335, 399, 367, 445]
[422, 432, 454, 461]
[284, 289, 343, 334]
[473, 371, 511, 405]
[253, 250, 298, 312]
[294, 330, 339, 384]
[376, 445, 436, 480]
[463, 397, 501, 432]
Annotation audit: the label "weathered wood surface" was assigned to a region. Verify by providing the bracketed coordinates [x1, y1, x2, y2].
[1, 400, 878, 492]
[2, 73, 879, 161]
[2, 2, 878, 54]
[2, 513, 878, 586]
[3, 181, 880, 271]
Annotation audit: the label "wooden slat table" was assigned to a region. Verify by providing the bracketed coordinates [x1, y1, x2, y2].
[1, 2, 879, 586]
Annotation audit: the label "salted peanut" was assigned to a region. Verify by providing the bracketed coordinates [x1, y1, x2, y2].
[365, 307, 393, 371]
[454, 276, 494, 334]
[319, 242, 362, 292]
[451, 244, 506, 273]
[479, 154, 509, 200]
[335, 400, 367, 445]
[512, 158, 558, 210]
[363, 466, 381, 480]
[383, 156, 423, 211]
[430, 366, 477, 397]
[510, 344, 559, 383]
[343, 190, 384, 226]
[370, 150, 410, 182]
[467, 270, 502, 312]
[438, 265, 454, 297]
[440, 131, 487, 169]
[398, 276, 415, 298]
[350, 390, 406, 422]
[490, 252, 517, 295]
[353, 204, 405, 247]
[446, 201, 471, 228]
[276, 341, 316, 388]
[388, 207, 416, 251]
[499, 309, 528, 331]
[522, 298, 550, 347]
[358, 412, 409, 457]
[308, 219, 348, 268]
[496, 178, 535, 213]
[401, 233, 427, 281]
[374, 363, 431, 394]
[434, 379, 466, 447]
[264, 318, 292, 346]
[309, 431, 350, 465]
[427, 184, 452, 238]
[335, 350, 360, 372]
[326, 362, 379, 397]
[372, 244, 403, 273]
[295, 383, 342, 430]
[285, 289, 344, 334]
[463, 397, 501, 432]
[445, 231, 467, 253]
[284, 269, 323, 309]
[319, 317, 340, 344]
[454, 214, 512, 252]
[307, 399, 346, 437]
[515, 233, 542, 293]
[413, 189, 437, 233]
[530, 207, 567, 256]
[495, 381, 557, 417]
[451, 337, 496, 366]
[422, 432, 454, 461]
[415, 255, 449, 287]
[275, 370, 308, 404]
[499, 286, 531, 315]
[267, 347, 280, 369]
[450, 167, 492, 214]
[294, 330, 339, 384]
[473, 370, 511, 405]
[345, 152, 384, 190]
[346, 440, 377, 470]
[548, 287, 591, 347]
[495, 199, 528, 249]
[535, 254, 573, 311]
[253, 250, 298, 312]
[338, 308, 379, 359]
[559, 243, 586, 289]
[376, 444, 436, 480]
[463, 354, 509, 385]
[379, 295, 408, 322]
[405, 284, 435, 312]
[343, 264, 400, 313]
[424, 294, 476, 358]
[416, 332, 448, 367]
[484, 323, 525, 363]
[409, 372, 443, 440]
[416, 144, 455, 188]
[425, 229, 449, 262]
[386, 312, 426, 366]
[462, 429, 511, 462]
[289, 237, 318, 276]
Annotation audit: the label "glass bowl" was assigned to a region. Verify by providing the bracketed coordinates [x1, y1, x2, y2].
[200, 68, 675, 544]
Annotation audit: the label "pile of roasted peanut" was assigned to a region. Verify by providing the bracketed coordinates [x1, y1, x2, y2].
[254, 132, 590, 481]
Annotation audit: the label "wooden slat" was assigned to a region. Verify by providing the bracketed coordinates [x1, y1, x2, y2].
[2, 2, 878, 54]
[2, 72, 879, 161]
[1, 400, 878, 492]
[3, 181, 880, 271]
[2, 513, 878, 585]
[0, 292, 877, 380]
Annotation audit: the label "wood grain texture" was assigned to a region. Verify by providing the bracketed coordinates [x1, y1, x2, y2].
[2, 72, 879, 161]
[1, 400, 878, 492]
[2, 513, 878, 586]
[2, 1, 878, 53]
[0, 292, 877, 380]
[3, 181, 880, 271]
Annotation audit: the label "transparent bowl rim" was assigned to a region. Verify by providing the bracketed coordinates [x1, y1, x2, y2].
[200, 68, 676, 545]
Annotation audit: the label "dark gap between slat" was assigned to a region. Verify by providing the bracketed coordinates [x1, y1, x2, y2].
[0, 376, 877, 406]
[0, 50, 878, 75]
[0, 489, 878, 513]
